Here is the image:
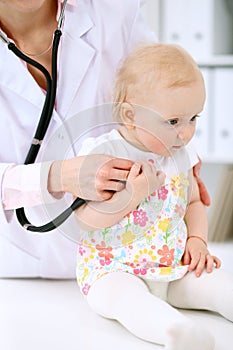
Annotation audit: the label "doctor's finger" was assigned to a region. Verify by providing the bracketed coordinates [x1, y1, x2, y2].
[99, 179, 126, 193]
[108, 168, 131, 181]
[97, 158, 133, 181]
[109, 157, 134, 170]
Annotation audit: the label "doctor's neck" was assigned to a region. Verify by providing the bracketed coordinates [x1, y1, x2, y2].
[0, 0, 57, 41]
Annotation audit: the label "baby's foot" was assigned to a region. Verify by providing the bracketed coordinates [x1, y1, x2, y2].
[166, 321, 215, 350]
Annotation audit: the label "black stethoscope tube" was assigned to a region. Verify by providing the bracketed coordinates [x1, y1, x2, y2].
[7, 29, 85, 232]
[8, 42, 52, 163]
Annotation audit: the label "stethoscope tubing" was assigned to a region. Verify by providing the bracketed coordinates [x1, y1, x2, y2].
[8, 41, 53, 163]
[3, 9, 86, 232]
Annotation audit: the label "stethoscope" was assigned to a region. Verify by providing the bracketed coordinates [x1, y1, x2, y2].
[0, 0, 85, 232]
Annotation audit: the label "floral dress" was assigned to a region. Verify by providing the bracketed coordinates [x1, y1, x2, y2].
[76, 129, 198, 296]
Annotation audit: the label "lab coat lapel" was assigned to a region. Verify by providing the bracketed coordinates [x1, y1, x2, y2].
[0, 2, 95, 124]
[56, 2, 95, 118]
[0, 43, 46, 109]
[0, 44, 65, 129]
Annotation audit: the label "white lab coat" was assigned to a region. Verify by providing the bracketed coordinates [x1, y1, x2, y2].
[0, 0, 155, 278]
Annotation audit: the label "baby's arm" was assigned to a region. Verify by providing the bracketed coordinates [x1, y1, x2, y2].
[183, 170, 221, 277]
[75, 161, 165, 231]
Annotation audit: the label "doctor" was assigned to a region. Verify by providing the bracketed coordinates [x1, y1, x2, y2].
[0, 0, 209, 278]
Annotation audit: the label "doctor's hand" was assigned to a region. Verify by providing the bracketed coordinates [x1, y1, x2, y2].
[48, 155, 134, 201]
[193, 157, 211, 207]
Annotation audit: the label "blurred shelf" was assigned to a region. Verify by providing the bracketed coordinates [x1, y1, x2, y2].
[198, 55, 233, 68]
[201, 155, 233, 164]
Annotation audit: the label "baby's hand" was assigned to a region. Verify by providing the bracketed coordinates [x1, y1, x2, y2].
[126, 161, 165, 201]
[182, 236, 221, 277]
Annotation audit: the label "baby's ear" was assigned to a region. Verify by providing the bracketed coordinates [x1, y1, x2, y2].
[120, 102, 135, 129]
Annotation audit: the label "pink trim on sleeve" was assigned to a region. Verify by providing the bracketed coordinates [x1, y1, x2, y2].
[2, 162, 59, 210]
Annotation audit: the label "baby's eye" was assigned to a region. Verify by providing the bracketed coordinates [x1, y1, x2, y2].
[190, 115, 199, 122]
[167, 118, 179, 125]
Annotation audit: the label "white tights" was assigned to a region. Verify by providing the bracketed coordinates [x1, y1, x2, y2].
[86, 269, 233, 349]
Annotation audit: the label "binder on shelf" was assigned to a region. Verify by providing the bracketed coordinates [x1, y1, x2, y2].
[160, 0, 233, 60]
[213, 68, 233, 158]
[192, 68, 211, 158]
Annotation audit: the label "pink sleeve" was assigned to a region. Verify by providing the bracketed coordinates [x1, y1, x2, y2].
[2, 162, 60, 210]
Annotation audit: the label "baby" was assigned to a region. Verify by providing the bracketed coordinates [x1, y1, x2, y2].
[75, 44, 233, 349]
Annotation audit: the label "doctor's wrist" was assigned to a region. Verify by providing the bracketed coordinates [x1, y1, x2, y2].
[47, 160, 64, 194]
[52, 157, 85, 198]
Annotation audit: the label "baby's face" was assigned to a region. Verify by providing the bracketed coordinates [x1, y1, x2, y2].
[132, 77, 205, 157]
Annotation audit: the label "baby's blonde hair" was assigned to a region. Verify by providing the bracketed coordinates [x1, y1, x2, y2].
[113, 43, 202, 119]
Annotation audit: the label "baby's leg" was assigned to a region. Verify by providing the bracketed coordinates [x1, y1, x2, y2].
[168, 268, 233, 322]
[86, 272, 214, 349]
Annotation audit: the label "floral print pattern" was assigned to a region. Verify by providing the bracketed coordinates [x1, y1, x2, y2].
[133, 209, 149, 226]
[158, 245, 175, 266]
[77, 171, 190, 296]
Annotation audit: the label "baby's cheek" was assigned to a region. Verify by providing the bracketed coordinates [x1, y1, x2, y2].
[147, 135, 171, 154]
